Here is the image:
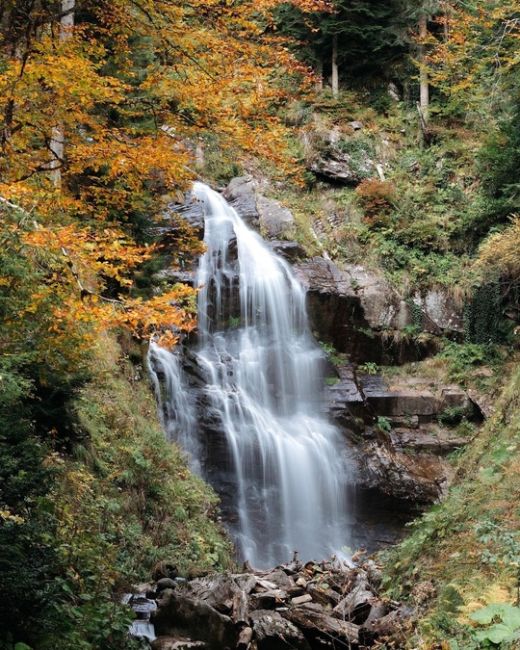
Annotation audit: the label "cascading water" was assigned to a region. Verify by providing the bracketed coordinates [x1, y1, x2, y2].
[149, 182, 352, 568]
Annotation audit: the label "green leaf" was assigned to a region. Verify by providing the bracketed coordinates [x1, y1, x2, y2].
[470, 603, 504, 624]
[15, 644, 33, 650]
[499, 605, 520, 629]
[475, 623, 516, 644]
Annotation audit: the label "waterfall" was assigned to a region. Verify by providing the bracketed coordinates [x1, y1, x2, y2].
[149, 182, 352, 568]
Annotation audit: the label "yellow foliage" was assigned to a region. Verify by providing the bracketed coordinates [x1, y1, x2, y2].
[0, 0, 321, 360]
[475, 215, 520, 280]
[458, 583, 515, 625]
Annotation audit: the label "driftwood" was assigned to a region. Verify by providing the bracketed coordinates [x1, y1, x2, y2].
[284, 603, 360, 646]
[236, 626, 253, 649]
[149, 557, 411, 649]
[232, 589, 249, 625]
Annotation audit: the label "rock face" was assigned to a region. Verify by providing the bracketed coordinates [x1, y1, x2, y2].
[223, 176, 295, 238]
[164, 176, 296, 241]
[167, 192, 206, 234]
[303, 126, 374, 185]
[150, 558, 411, 650]
[325, 368, 481, 502]
[309, 147, 373, 185]
[294, 256, 462, 364]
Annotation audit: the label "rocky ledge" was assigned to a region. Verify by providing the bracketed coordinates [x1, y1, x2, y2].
[326, 367, 482, 502]
[132, 556, 412, 650]
[295, 256, 463, 364]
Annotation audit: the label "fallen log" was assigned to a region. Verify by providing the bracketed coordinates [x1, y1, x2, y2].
[237, 626, 253, 649]
[232, 590, 249, 625]
[283, 603, 359, 646]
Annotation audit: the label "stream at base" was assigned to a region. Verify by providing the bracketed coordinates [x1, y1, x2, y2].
[149, 183, 411, 568]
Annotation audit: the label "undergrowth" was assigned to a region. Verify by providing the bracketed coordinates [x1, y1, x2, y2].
[381, 365, 520, 648]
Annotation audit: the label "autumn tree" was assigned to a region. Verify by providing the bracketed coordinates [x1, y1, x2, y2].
[0, 0, 322, 360]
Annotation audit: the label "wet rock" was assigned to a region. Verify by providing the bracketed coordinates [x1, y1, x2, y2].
[154, 590, 236, 648]
[283, 602, 360, 645]
[306, 583, 340, 607]
[268, 240, 306, 262]
[252, 589, 288, 609]
[361, 440, 453, 502]
[262, 569, 296, 591]
[333, 583, 374, 624]
[157, 578, 178, 592]
[152, 561, 412, 649]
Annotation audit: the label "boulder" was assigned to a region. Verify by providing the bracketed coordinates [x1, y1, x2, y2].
[223, 176, 294, 238]
[309, 150, 371, 185]
[222, 176, 259, 224]
[257, 196, 294, 237]
[153, 590, 236, 648]
[413, 290, 464, 334]
[250, 609, 311, 650]
[360, 440, 453, 502]
[307, 130, 373, 185]
[167, 192, 205, 234]
[157, 578, 178, 592]
[268, 240, 306, 262]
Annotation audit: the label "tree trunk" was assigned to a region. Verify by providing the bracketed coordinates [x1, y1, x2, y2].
[315, 57, 323, 92]
[331, 34, 339, 98]
[49, 0, 75, 188]
[418, 13, 429, 126]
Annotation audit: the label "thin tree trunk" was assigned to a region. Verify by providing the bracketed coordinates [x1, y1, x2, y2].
[315, 57, 323, 92]
[49, 0, 75, 188]
[418, 13, 429, 126]
[331, 34, 339, 98]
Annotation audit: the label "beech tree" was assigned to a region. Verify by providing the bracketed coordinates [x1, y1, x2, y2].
[0, 0, 321, 359]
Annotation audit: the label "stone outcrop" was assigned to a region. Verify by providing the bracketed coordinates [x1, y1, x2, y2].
[302, 125, 374, 185]
[164, 176, 295, 241]
[147, 557, 412, 650]
[294, 256, 463, 364]
[325, 367, 481, 502]
[223, 176, 294, 238]
[309, 148, 373, 185]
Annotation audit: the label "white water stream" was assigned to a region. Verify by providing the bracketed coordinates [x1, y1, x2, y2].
[149, 182, 351, 567]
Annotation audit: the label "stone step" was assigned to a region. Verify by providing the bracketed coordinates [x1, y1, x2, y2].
[388, 427, 468, 454]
